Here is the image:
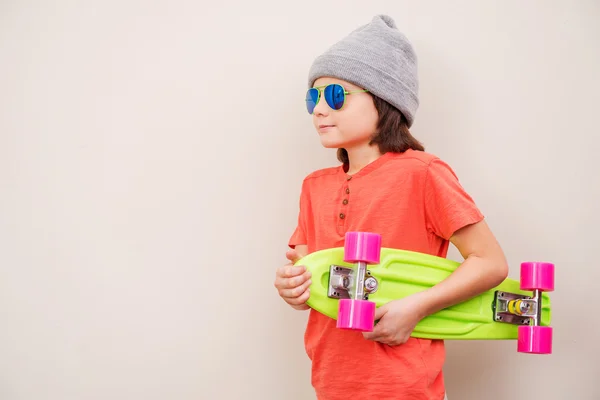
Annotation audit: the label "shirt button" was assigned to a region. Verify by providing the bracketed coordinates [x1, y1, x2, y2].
[345, 188, 350, 194]
[347, 176, 352, 181]
[339, 213, 345, 219]
[343, 199, 348, 205]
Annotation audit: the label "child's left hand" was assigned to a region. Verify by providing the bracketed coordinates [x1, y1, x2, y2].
[362, 294, 427, 346]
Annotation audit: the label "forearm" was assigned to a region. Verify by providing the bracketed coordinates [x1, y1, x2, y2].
[415, 253, 508, 318]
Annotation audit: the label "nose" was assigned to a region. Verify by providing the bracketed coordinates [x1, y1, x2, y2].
[312, 92, 330, 117]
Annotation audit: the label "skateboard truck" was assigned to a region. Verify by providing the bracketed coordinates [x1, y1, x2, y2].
[493, 261, 555, 354]
[493, 291, 541, 326]
[328, 265, 378, 300]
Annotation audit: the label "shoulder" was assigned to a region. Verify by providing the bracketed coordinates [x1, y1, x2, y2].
[302, 165, 341, 183]
[394, 149, 436, 164]
[386, 149, 452, 174]
[295, 165, 342, 197]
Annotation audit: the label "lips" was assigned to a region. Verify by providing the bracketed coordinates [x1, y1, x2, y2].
[319, 124, 335, 129]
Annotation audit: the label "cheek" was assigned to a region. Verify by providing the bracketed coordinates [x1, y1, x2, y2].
[340, 109, 378, 137]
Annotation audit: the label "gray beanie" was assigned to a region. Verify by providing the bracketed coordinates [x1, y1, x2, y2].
[308, 15, 419, 127]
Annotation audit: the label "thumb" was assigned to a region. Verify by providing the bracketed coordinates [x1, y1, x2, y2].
[374, 304, 388, 321]
[286, 249, 301, 264]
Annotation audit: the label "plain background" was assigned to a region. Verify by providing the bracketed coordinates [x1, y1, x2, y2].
[1, 1, 599, 399]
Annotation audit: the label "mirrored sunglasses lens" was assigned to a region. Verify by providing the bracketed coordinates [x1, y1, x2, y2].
[325, 84, 345, 110]
[306, 88, 319, 114]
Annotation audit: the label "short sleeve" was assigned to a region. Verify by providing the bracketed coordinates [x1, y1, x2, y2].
[424, 158, 484, 240]
[288, 180, 310, 248]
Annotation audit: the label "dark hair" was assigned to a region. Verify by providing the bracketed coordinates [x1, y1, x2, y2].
[337, 94, 425, 164]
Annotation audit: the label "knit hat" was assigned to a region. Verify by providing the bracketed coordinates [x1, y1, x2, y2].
[308, 14, 419, 127]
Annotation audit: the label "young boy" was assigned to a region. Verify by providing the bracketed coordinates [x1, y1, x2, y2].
[274, 14, 508, 400]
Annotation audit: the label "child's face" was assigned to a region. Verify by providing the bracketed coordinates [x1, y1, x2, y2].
[310, 77, 378, 152]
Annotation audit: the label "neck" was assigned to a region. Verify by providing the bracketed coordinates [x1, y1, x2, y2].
[345, 145, 383, 175]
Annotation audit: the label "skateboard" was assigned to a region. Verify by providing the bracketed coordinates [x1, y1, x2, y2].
[294, 231, 554, 354]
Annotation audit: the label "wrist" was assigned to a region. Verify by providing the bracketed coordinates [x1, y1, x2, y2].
[412, 289, 440, 319]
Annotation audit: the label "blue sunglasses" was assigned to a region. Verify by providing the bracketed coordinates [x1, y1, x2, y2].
[305, 83, 368, 114]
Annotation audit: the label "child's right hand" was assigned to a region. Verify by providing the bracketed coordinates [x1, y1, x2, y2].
[274, 248, 312, 310]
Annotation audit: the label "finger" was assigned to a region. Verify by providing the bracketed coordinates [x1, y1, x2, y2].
[276, 269, 311, 289]
[363, 330, 384, 341]
[279, 276, 312, 298]
[363, 325, 381, 341]
[363, 319, 388, 342]
[291, 303, 310, 311]
[288, 288, 311, 306]
[363, 331, 388, 344]
[278, 265, 308, 279]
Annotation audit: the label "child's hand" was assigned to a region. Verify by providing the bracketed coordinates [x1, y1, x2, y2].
[274, 249, 312, 310]
[362, 295, 426, 346]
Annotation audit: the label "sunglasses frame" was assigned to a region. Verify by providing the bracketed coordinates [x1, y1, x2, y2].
[306, 83, 369, 114]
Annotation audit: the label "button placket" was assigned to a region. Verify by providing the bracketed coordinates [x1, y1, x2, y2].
[337, 183, 350, 231]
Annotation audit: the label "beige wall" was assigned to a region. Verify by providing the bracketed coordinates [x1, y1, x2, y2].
[1, 1, 598, 399]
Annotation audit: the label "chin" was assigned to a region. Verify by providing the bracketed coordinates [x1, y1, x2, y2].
[318, 137, 344, 149]
[316, 130, 340, 146]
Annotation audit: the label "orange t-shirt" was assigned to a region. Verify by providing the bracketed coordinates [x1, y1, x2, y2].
[288, 149, 484, 400]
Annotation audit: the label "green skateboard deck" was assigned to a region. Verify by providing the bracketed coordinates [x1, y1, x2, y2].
[295, 246, 552, 340]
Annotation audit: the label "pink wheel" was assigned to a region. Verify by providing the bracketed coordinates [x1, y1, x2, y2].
[344, 232, 382, 264]
[520, 262, 555, 292]
[337, 299, 376, 332]
[518, 326, 552, 354]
